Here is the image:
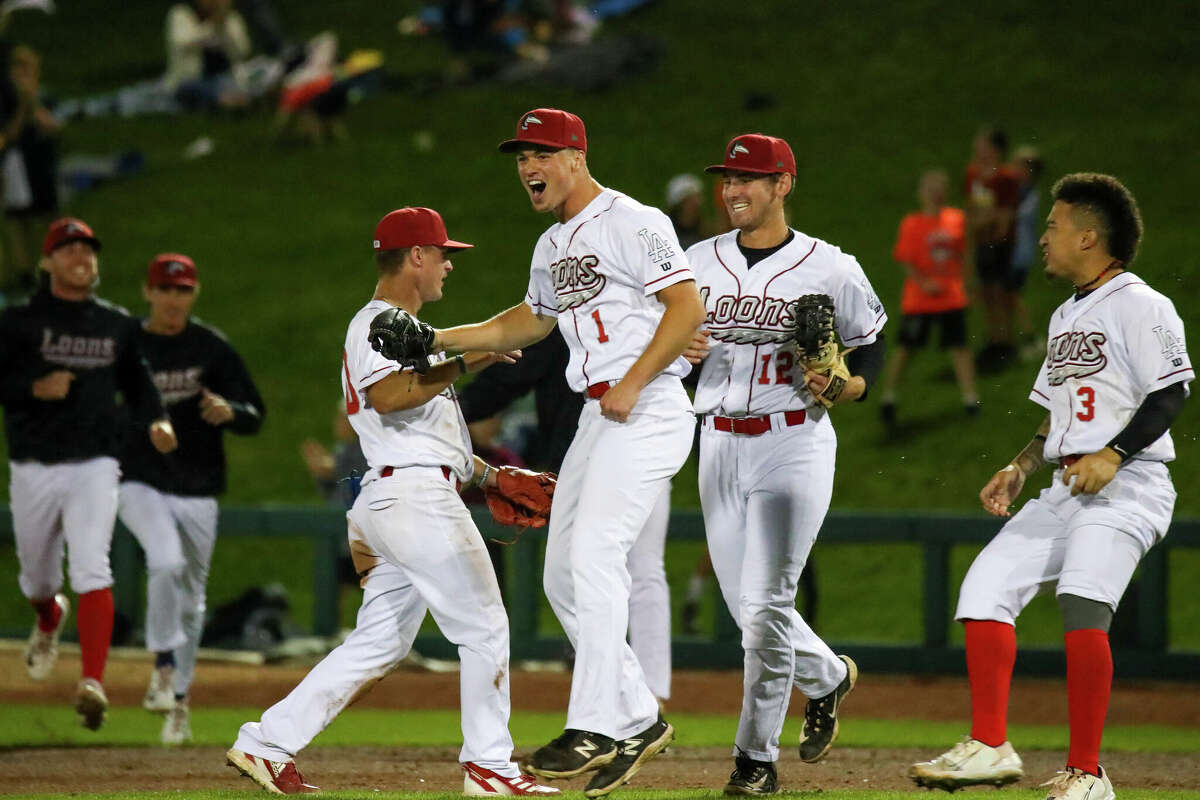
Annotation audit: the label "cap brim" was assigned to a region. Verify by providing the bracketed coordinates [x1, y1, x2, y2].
[704, 164, 780, 175]
[441, 240, 474, 252]
[52, 234, 102, 252]
[151, 279, 198, 288]
[498, 138, 570, 153]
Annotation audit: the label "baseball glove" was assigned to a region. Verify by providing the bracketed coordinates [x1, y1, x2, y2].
[790, 293, 851, 408]
[485, 467, 556, 533]
[369, 307, 436, 373]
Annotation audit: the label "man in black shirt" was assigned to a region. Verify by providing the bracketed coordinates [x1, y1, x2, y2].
[1, 217, 176, 730]
[116, 252, 264, 744]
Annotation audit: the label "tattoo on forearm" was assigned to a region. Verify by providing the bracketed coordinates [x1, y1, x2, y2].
[1012, 415, 1051, 475]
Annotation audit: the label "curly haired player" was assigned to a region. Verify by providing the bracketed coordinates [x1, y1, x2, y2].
[684, 134, 887, 794]
[910, 174, 1191, 800]
[227, 207, 558, 797]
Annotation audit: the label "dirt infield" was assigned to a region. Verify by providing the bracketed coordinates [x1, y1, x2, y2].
[2, 649, 1199, 794]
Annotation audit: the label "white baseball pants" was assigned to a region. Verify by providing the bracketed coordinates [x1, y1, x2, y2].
[699, 413, 845, 762]
[11, 457, 119, 599]
[627, 483, 671, 702]
[117, 481, 218, 698]
[544, 382, 694, 740]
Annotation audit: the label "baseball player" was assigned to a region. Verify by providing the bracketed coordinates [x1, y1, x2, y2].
[405, 108, 704, 797]
[684, 134, 887, 794]
[909, 174, 1191, 800]
[227, 207, 559, 797]
[0, 217, 176, 730]
[116, 252, 265, 744]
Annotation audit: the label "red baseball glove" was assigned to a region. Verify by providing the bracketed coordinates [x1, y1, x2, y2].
[484, 467, 556, 531]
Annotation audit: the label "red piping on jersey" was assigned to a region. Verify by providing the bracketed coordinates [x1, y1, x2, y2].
[645, 268, 694, 289]
[571, 307, 591, 385]
[1032, 387, 1051, 402]
[1158, 367, 1194, 381]
[761, 240, 816, 298]
[747, 344, 760, 409]
[527, 299, 557, 314]
[747, 241, 817, 410]
[714, 237, 740, 402]
[842, 310, 887, 343]
[361, 364, 396, 382]
[567, 195, 621, 250]
[548, 234, 557, 248]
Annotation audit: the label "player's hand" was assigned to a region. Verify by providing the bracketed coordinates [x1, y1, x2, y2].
[300, 438, 335, 480]
[476, 350, 522, 370]
[980, 464, 1026, 516]
[199, 388, 235, 425]
[149, 419, 178, 453]
[1062, 448, 1121, 495]
[32, 370, 75, 400]
[600, 380, 641, 423]
[802, 367, 863, 405]
[683, 329, 712, 364]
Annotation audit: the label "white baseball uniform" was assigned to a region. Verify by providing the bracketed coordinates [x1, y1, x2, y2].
[235, 299, 527, 778]
[688, 229, 887, 762]
[957, 272, 1192, 620]
[525, 186, 695, 739]
[627, 483, 671, 701]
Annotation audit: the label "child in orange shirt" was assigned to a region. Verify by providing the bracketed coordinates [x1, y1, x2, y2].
[880, 170, 979, 425]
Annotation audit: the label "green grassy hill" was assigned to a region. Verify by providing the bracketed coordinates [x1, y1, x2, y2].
[2, 0, 1197, 512]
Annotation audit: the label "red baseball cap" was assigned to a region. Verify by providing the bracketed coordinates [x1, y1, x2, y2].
[147, 253, 198, 288]
[705, 134, 796, 176]
[42, 217, 101, 255]
[373, 207, 473, 252]
[498, 108, 587, 153]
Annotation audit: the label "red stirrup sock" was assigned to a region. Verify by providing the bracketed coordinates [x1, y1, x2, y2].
[964, 619, 1017, 747]
[1065, 628, 1111, 776]
[77, 588, 114, 682]
[31, 596, 64, 633]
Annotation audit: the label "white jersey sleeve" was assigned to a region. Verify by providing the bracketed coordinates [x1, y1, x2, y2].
[341, 300, 473, 481]
[832, 251, 887, 347]
[1127, 294, 1193, 395]
[524, 233, 560, 319]
[610, 206, 694, 296]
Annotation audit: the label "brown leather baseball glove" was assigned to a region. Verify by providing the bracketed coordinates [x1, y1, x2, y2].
[484, 467, 556, 531]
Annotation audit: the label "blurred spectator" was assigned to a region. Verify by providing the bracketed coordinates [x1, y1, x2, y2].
[300, 400, 366, 506]
[879, 169, 978, 425]
[273, 33, 384, 146]
[964, 126, 1022, 373]
[2, 44, 60, 291]
[165, 0, 255, 111]
[664, 173, 705, 249]
[1010, 144, 1046, 361]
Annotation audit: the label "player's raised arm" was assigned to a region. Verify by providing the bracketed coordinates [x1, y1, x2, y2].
[435, 302, 558, 355]
[365, 350, 519, 414]
[601, 280, 705, 422]
[980, 413, 1050, 516]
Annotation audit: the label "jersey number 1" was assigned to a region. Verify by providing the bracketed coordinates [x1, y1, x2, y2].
[343, 350, 361, 415]
[1075, 386, 1095, 422]
[591, 309, 609, 343]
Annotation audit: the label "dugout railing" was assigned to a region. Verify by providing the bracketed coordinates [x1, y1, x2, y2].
[2, 507, 1198, 679]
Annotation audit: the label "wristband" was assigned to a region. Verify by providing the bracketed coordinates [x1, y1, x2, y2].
[455, 354, 468, 375]
[477, 462, 492, 488]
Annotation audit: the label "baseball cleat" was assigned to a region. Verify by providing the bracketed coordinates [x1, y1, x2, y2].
[226, 748, 320, 794]
[798, 654, 857, 763]
[162, 700, 192, 745]
[583, 715, 674, 797]
[520, 729, 616, 779]
[723, 748, 779, 796]
[74, 678, 108, 731]
[908, 737, 1024, 791]
[143, 665, 176, 712]
[462, 762, 561, 796]
[1040, 765, 1114, 800]
[25, 593, 70, 680]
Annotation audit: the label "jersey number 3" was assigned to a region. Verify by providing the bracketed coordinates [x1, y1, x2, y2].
[343, 349, 361, 415]
[1075, 386, 1095, 422]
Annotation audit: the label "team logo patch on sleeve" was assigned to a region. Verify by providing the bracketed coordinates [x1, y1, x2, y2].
[638, 228, 676, 268]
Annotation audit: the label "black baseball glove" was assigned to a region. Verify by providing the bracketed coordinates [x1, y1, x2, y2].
[369, 307, 436, 373]
[790, 293, 849, 407]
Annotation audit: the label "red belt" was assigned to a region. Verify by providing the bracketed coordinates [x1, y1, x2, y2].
[379, 465, 460, 489]
[1059, 454, 1083, 468]
[712, 409, 806, 436]
[587, 381, 612, 399]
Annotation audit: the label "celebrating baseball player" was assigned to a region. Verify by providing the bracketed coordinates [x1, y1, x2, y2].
[910, 174, 1191, 800]
[684, 134, 887, 795]
[116, 252, 265, 744]
[227, 207, 559, 797]
[369, 108, 704, 796]
[0, 217, 176, 730]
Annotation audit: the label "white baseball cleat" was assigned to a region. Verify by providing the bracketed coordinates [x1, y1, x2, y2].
[1041, 765, 1115, 800]
[144, 665, 177, 712]
[75, 678, 109, 731]
[226, 747, 320, 794]
[162, 700, 192, 745]
[908, 736, 1024, 790]
[463, 762, 561, 796]
[25, 594, 70, 681]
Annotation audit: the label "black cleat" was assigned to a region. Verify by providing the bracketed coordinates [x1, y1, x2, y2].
[798, 654, 857, 763]
[583, 716, 674, 797]
[724, 749, 779, 795]
[521, 729, 616, 779]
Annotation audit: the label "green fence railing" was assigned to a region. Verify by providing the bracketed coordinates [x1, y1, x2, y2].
[3, 507, 1197, 679]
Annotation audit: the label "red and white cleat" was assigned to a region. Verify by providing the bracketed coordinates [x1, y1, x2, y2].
[226, 747, 320, 794]
[463, 762, 562, 796]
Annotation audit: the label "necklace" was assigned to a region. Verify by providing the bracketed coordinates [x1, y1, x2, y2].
[1075, 262, 1121, 292]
